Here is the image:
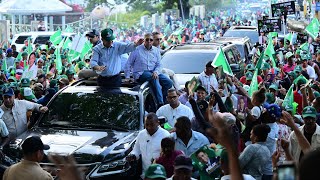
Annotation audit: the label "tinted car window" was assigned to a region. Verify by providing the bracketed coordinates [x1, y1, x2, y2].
[34, 36, 50, 44]
[223, 30, 259, 44]
[162, 51, 216, 74]
[235, 44, 245, 59]
[40, 91, 140, 130]
[225, 49, 236, 64]
[15, 36, 31, 44]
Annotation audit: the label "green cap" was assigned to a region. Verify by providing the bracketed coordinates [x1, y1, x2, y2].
[78, 61, 86, 69]
[101, 28, 115, 41]
[20, 87, 36, 101]
[302, 106, 317, 119]
[246, 64, 255, 71]
[265, 92, 275, 104]
[314, 91, 320, 98]
[294, 65, 303, 73]
[245, 72, 253, 80]
[144, 164, 167, 179]
[49, 79, 58, 88]
[20, 78, 31, 87]
[66, 69, 75, 75]
[21, 52, 28, 57]
[8, 76, 17, 83]
[58, 75, 68, 80]
[288, 71, 297, 79]
[285, 52, 294, 59]
[261, 62, 271, 70]
[269, 84, 278, 91]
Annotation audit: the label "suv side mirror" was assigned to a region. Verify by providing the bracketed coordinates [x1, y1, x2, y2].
[230, 64, 240, 73]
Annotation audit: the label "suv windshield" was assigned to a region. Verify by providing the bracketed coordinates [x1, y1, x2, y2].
[224, 30, 258, 44]
[39, 91, 140, 131]
[15, 36, 31, 44]
[34, 36, 50, 44]
[162, 51, 216, 74]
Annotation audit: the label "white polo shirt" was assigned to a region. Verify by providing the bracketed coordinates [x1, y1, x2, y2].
[156, 103, 195, 127]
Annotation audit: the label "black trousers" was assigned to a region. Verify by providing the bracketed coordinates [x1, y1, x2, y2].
[97, 74, 121, 87]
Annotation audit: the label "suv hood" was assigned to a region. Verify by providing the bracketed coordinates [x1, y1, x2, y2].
[8, 128, 138, 164]
[175, 73, 199, 89]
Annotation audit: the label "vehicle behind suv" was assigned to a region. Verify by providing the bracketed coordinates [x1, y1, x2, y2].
[223, 26, 259, 44]
[12, 31, 76, 51]
[213, 37, 252, 62]
[1, 79, 159, 180]
[161, 43, 245, 89]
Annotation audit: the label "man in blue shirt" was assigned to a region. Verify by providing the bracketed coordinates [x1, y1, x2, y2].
[90, 28, 143, 87]
[125, 33, 173, 106]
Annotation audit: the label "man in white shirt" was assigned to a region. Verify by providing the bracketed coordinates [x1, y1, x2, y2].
[302, 58, 316, 80]
[156, 89, 195, 127]
[197, 61, 219, 93]
[1, 88, 48, 138]
[127, 113, 170, 178]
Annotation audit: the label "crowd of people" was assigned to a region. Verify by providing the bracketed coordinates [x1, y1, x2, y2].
[0, 3, 319, 180]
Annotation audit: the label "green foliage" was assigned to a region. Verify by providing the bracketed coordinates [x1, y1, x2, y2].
[106, 10, 151, 28]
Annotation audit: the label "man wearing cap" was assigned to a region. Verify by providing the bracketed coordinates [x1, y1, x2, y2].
[197, 61, 219, 93]
[20, 87, 37, 102]
[20, 78, 31, 88]
[283, 52, 296, 73]
[90, 28, 143, 87]
[3, 136, 53, 180]
[167, 155, 196, 180]
[127, 113, 170, 178]
[32, 83, 44, 99]
[1, 88, 48, 138]
[125, 33, 173, 106]
[144, 164, 167, 180]
[58, 78, 69, 89]
[301, 53, 316, 80]
[240, 64, 263, 85]
[5, 48, 15, 68]
[289, 106, 320, 161]
[66, 69, 76, 84]
[86, 29, 101, 47]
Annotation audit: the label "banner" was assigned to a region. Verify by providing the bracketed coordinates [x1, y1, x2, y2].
[271, 1, 295, 17]
[258, 18, 282, 33]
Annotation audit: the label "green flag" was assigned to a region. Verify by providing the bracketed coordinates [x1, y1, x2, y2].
[16, 52, 22, 61]
[255, 51, 264, 70]
[299, 43, 309, 52]
[55, 48, 63, 74]
[211, 47, 233, 76]
[268, 32, 278, 39]
[50, 30, 62, 45]
[27, 38, 33, 55]
[2, 58, 7, 73]
[265, 39, 276, 67]
[285, 32, 294, 44]
[305, 18, 320, 40]
[248, 69, 258, 97]
[63, 38, 72, 50]
[64, 26, 73, 33]
[293, 74, 308, 85]
[80, 41, 92, 59]
[23, 59, 28, 71]
[282, 84, 294, 108]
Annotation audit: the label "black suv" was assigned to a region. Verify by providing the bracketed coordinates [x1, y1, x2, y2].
[2, 79, 158, 179]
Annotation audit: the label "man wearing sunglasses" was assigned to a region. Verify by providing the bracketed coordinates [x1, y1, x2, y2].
[86, 29, 101, 47]
[125, 33, 173, 107]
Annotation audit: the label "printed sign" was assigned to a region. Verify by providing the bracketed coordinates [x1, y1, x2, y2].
[271, 1, 296, 17]
[258, 18, 282, 33]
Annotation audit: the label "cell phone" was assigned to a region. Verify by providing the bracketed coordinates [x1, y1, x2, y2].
[277, 161, 296, 180]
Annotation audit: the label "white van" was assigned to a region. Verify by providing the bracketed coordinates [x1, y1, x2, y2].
[11, 31, 76, 51]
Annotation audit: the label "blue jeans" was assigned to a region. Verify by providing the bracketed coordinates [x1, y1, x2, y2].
[138, 71, 173, 104]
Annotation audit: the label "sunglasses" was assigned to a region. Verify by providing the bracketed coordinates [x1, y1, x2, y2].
[145, 38, 153, 42]
[155, 38, 162, 41]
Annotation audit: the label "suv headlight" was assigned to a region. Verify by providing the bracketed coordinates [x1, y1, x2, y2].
[90, 158, 131, 178]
